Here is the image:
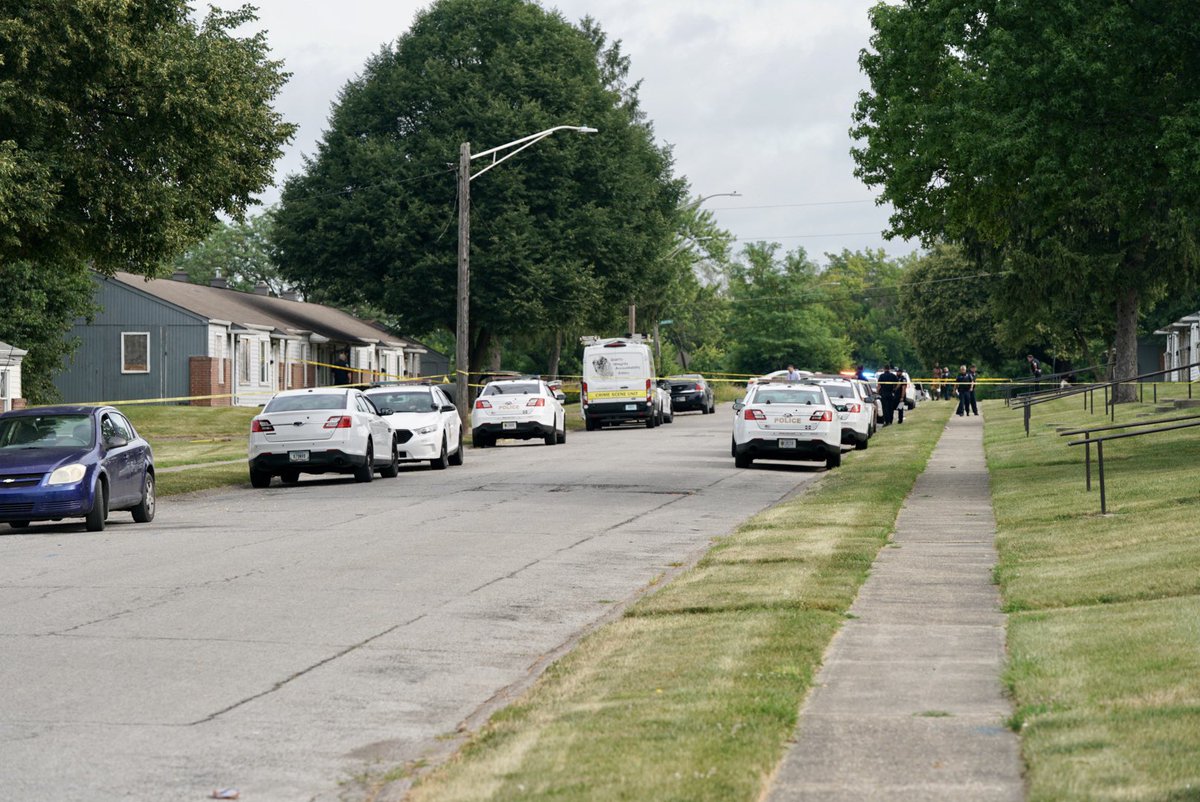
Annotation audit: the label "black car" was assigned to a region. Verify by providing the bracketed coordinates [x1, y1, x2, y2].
[667, 374, 716, 414]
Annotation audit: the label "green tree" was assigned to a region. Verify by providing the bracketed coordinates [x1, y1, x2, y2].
[0, 263, 95, 404]
[821, 248, 919, 369]
[852, 1, 1200, 400]
[897, 244, 1004, 371]
[171, 209, 285, 293]
[0, 2, 295, 276]
[274, 0, 681, 375]
[724, 243, 849, 376]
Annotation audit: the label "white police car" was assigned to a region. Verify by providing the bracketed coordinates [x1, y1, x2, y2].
[471, 378, 566, 447]
[731, 381, 843, 469]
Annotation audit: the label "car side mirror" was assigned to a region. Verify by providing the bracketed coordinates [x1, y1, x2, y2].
[441, 404, 456, 413]
[732, 401, 744, 413]
[106, 435, 129, 448]
[554, 392, 566, 402]
[378, 407, 394, 417]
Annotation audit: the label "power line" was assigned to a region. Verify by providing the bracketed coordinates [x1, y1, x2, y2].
[710, 200, 877, 211]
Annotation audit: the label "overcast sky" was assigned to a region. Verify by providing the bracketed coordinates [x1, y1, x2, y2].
[212, 0, 918, 264]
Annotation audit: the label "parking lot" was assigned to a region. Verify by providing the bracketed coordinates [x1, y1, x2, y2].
[0, 405, 826, 801]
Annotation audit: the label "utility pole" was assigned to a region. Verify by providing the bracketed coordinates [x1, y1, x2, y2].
[455, 142, 471, 423]
[628, 303, 636, 337]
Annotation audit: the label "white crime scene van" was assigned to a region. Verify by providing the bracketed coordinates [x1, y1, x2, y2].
[580, 337, 662, 430]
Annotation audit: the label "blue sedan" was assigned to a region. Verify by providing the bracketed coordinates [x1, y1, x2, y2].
[0, 405, 155, 532]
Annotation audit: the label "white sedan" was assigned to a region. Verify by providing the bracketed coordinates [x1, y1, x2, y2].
[471, 379, 566, 447]
[811, 376, 873, 450]
[731, 381, 843, 470]
[248, 388, 398, 487]
[364, 384, 463, 470]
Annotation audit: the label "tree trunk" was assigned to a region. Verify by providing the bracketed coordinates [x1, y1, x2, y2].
[1113, 285, 1139, 403]
[547, 329, 562, 379]
[467, 328, 493, 407]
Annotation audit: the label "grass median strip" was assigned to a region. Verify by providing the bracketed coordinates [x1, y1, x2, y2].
[400, 403, 951, 802]
[983, 392, 1200, 801]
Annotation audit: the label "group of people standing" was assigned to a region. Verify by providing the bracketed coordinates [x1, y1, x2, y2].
[870, 364, 910, 426]
[930, 364, 980, 416]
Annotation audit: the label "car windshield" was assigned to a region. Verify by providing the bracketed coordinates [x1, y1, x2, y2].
[264, 393, 347, 412]
[367, 391, 434, 413]
[753, 388, 824, 405]
[0, 414, 95, 449]
[483, 382, 540, 396]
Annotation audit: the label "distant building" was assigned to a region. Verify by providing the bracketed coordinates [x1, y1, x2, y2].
[0, 340, 28, 411]
[1154, 313, 1200, 382]
[53, 271, 431, 406]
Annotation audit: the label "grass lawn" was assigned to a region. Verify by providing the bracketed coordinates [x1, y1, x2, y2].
[983, 387, 1200, 801]
[394, 402, 951, 802]
[113, 404, 257, 496]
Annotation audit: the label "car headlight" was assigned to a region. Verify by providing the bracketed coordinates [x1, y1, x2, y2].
[47, 463, 87, 485]
[415, 425, 438, 435]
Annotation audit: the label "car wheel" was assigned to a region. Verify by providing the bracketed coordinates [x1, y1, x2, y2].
[131, 472, 156, 523]
[585, 418, 597, 432]
[280, 469, 300, 485]
[431, 437, 450, 469]
[85, 479, 108, 532]
[556, 422, 566, 444]
[734, 452, 753, 469]
[8, 521, 30, 529]
[354, 439, 375, 482]
[379, 440, 400, 478]
[645, 413, 656, 429]
[449, 431, 465, 465]
[855, 436, 869, 451]
[826, 449, 842, 469]
[543, 425, 556, 446]
[731, 436, 737, 458]
[473, 428, 489, 448]
[701, 404, 709, 415]
[250, 468, 272, 488]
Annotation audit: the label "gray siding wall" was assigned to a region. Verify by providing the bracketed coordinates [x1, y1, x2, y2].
[53, 275, 208, 403]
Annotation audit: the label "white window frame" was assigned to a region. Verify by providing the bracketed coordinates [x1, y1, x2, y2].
[121, 332, 151, 374]
[260, 340, 270, 384]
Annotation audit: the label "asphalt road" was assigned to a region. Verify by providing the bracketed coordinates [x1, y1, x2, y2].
[0, 406, 825, 801]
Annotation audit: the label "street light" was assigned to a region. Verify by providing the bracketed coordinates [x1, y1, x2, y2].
[456, 125, 597, 422]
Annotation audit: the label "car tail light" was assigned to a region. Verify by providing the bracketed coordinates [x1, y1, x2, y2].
[743, 408, 766, 420]
[845, 403, 861, 413]
[811, 410, 833, 422]
[252, 419, 274, 433]
[695, 383, 704, 392]
[323, 415, 353, 429]
[646, 378, 653, 402]
[474, 399, 492, 409]
[527, 398, 545, 407]
[580, 381, 588, 404]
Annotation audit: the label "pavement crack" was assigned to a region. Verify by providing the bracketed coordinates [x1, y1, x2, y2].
[189, 613, 428, 725]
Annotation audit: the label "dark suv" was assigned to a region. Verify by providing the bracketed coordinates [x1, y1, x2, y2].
[667, 374, 716, 414]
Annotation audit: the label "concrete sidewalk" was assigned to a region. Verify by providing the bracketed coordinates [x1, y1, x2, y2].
[766, 413, 1025, 801]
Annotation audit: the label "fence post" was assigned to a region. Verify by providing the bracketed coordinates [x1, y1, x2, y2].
[1154, 382, 1157, 404]
[1097, 440, 1107, 514]
[1085, 433, 1091, 491]
[1024, 401, 1030, 436]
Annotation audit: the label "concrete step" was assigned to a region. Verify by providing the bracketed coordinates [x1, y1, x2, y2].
[1173, 399, 1200, 409]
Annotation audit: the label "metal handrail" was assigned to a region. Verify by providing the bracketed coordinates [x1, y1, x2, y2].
[1065, 419, 1200, 513]
[1056, 411, 1200, 494]
[1013, 359, 1200, 436]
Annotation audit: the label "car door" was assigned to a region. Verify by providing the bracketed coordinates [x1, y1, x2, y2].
[114, 412, 151, 499]
[358, 394, 389, 460]
[99, 412, 137, 505]
[435, 388, 459, 447]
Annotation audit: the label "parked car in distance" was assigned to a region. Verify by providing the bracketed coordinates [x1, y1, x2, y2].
[0, 405, 155, 532]
[666, 374, 716, 414]
[363, 384, 463, 470]
[248, 388, 399, 487]
[731, 381, 843, 470]
[654, 380, 674, 425]
[472, 378, 566, 447]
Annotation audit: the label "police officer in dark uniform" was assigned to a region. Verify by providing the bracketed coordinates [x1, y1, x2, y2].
[877, 364, 899, 425]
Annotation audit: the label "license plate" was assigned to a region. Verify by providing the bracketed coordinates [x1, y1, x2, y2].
[502, 421, 517, 430]
[625, 404, 636, 411]
[779, 439, 797, 449]
[288, 450, 309, 462]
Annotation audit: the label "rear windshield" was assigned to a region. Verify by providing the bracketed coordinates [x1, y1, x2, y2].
[264, 393, 347, 412]
[482, 382, 541, 396]
[753, 388, 824, 405]
[818, 382, 855, 399]
[366, 391, 434, 413]
[0, 414, 95, 449]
